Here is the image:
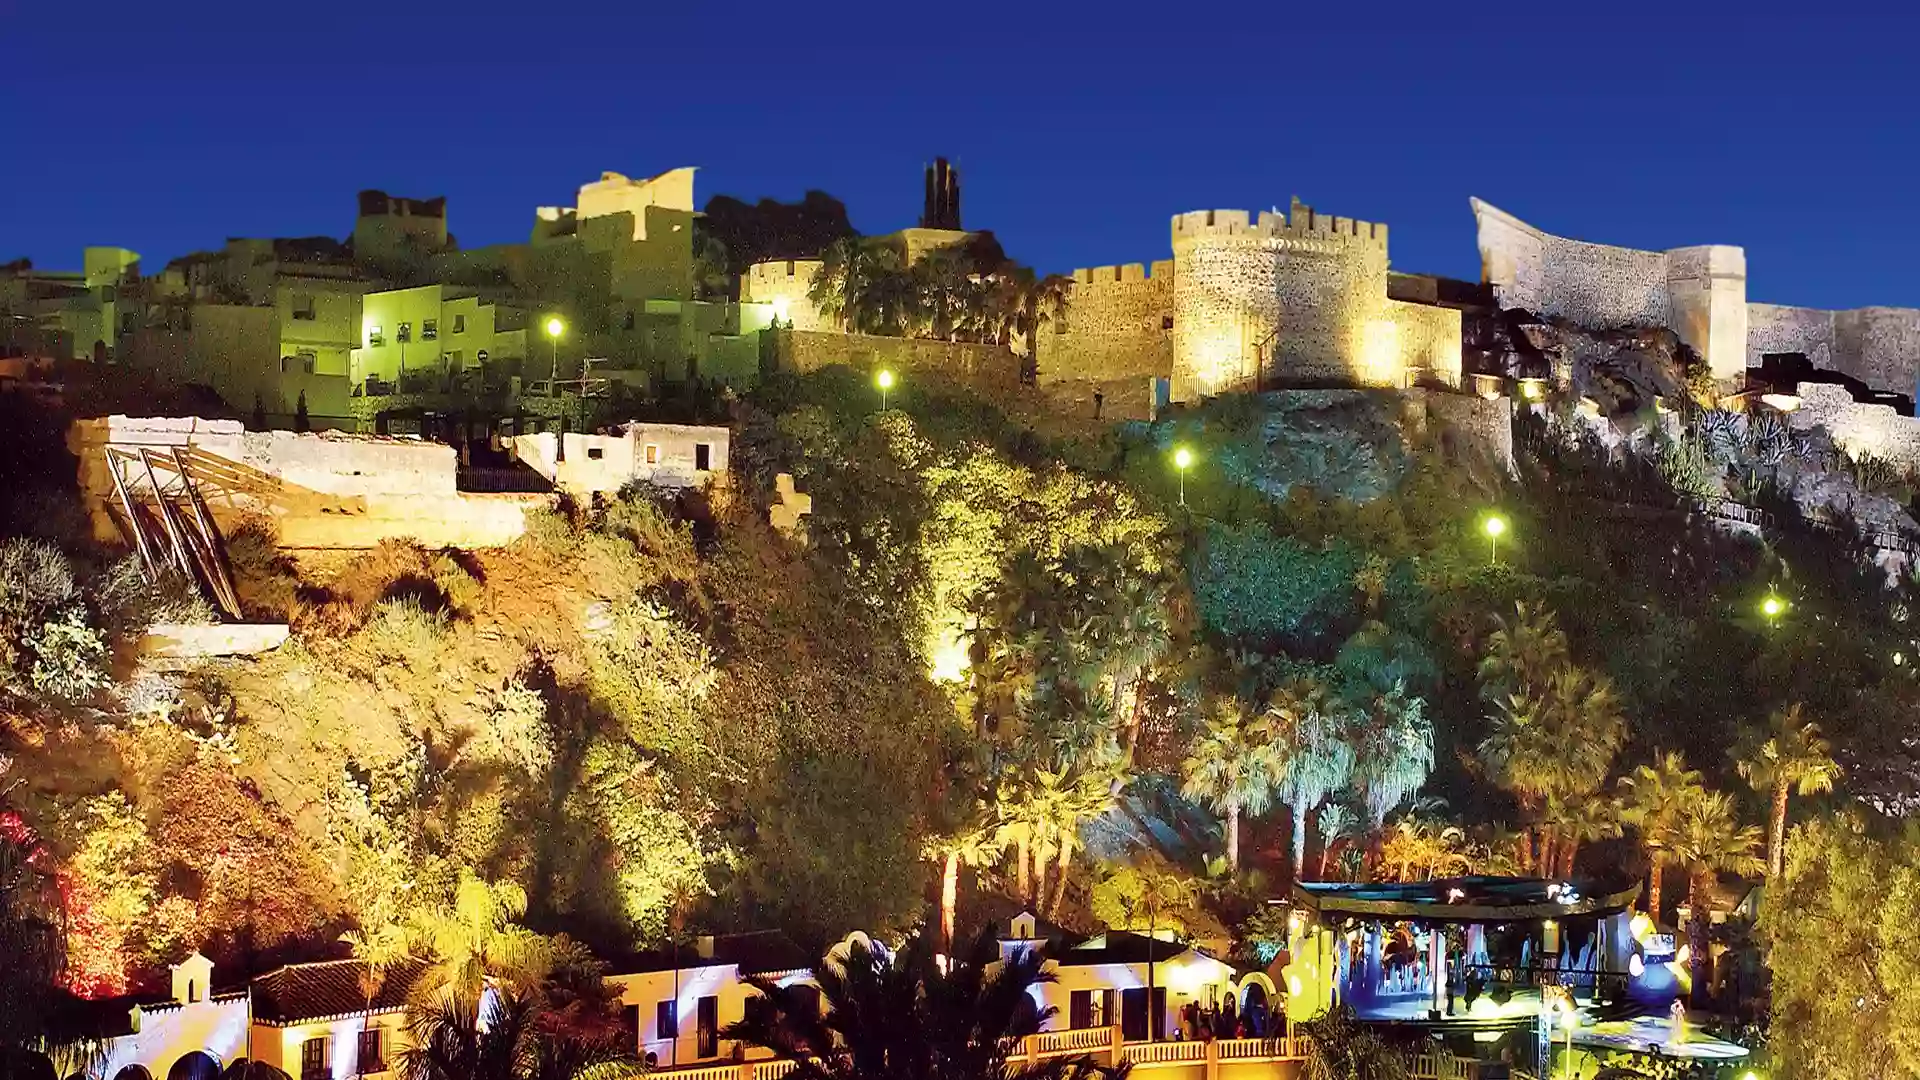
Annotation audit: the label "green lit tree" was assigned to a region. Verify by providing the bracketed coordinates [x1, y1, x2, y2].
[1619, 752, 1706, 920]
[1668, 792, 1763, 1007]
[1180, 696, 1282, 872]
[1735, 703, 1841, 878]
[1266, 674, 1356, 880]
[1347, 682, 1434, 864]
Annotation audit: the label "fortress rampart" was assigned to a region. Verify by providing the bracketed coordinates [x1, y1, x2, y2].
[1042, 197, 1460, 403]
[742, 259, 828, 331]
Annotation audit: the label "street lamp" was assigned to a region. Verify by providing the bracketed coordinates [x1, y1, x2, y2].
[1484, 514, 1508, 564]
[876, 368, 896, 411]
[1173, 446, 1194, 507]
[1761, 593, 1786, 622]
[545, 316, 565, 388]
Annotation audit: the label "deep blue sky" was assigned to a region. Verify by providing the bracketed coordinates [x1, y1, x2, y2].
[5, 2, 1916, 310]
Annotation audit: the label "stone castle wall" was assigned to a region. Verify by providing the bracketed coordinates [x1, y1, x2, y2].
[742, 260, 828, 331]
[776, 329, 1023, 397]
[1470, 198, 1748, 382]
[1163, 204, 1460, 400]
[1037, 262, 1174, 385]
[1787, 382, 1920, 470]
[1748, 303, 1837, 369]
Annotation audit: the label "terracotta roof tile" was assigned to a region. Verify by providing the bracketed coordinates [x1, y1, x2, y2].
[251, 958, 430, 1023]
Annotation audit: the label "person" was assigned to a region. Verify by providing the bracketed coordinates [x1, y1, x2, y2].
[1446, 962, 1457, 1016]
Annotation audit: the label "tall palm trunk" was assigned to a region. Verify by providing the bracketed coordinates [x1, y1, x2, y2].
[1015, 837, 1031, 907]
[1559, 839, 1579, 878]
[1290, 798, 1310, 881]
[940, 852, 960, 955]
[1514, 832, 1532, 874]
[1031, 836, 1048, 912]
[1645, 858, 1663, 922]
[1687, 870, 1712, 1007]
[1225, 803, 1241, 873]
[1538, 827, 1559, 881]
[1769, 781, 1790, 878]
[1050, 835, 1073, 917]
[1318, 836, 1334, 880]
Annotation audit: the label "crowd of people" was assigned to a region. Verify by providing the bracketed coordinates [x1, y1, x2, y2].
[1175, 994, 1278, 1041]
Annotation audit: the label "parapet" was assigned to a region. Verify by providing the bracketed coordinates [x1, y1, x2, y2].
[1666, 244, 1746, 281]
[1170, 198, 1387, 250]
[1071, 262, 1168, 285]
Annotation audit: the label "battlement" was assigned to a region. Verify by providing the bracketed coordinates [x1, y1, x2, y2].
[1171, 199, 1387, 251]
[1071, 261, 1172, 285]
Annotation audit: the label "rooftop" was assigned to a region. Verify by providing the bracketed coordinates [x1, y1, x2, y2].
[250, 957, 431, 1023]
[1292, 875, 1639, 923]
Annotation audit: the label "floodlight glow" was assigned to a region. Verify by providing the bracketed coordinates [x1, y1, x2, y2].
[546, 317, 564, 338]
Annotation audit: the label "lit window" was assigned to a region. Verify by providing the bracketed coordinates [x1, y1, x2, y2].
[644, 444, 660, 465]
[451, 313, 466, 334]
[422, 319, 438, 340]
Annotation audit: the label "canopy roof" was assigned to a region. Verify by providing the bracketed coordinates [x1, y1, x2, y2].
[1291, 875, 1639, 923]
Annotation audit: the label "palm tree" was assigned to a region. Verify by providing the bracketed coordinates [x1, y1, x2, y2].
[1477, 601, 1569, 704]
[925, 804, 1006, 957]
[1477, 664, 1625, 872]
[1347, 683, 1434, 864]
[405, 873, 548, 1003]
[1666, 791, 1763, 1007]
[342, 920, 413, 1013]
[399, 990, 640, 1080]
[1315, 803, 1357, 880]
[1735, 703, 1841, 878]
[1619, 752, 1706, 920]
[810, 237, 863, 333]
[1181, 697, 1282, 872]
[1266, 675, 1356, 880]
[1545, 792, 1622, 878]
[726, 932, 1122, 1080]
[1298, 1006, 1407, 1080]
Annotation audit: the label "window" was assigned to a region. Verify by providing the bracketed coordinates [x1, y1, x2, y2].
[656, 1000, 679, 1040]
[356, 1028, 385, 1074]
[422, 319, 438, 340]
[452, 313, 466, 333]
[694, 443, 711, 472]
[292, 295, 316, 320]
[186, 979, 199, 1004]
[369, 325, 384, 346]
[301, 1037, 327, 1080]
[396, 322, 412, 343]
[623, 311, 636, 331]
[586, 446, 604, 460]
[1070, 989, 1091, 1030]
[1161, 315, 1174, 331]
[644, 444, 660, 465]
[299, 350, 317, 374]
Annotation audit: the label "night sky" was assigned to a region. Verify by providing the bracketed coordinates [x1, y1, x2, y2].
[5, 2, 1916, 310]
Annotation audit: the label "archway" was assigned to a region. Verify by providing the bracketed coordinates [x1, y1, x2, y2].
[166, 1054, 219, 1080]
[1237, 972, 1278, 1035]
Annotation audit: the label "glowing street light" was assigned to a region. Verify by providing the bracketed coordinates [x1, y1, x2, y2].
[1484, 513, 1508, 564]
[1761, 593, 1786, 622]
[876, 368, 896, 411]
[1173, 445, 1194, 507]
[545, 316, 565, 387]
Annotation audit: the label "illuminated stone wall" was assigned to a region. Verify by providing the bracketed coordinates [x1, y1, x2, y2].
[776, 329, 1022, 396]
[1167, 202, 1460, 400]
[1787, 382, 1920, 470]
[1035, 262, 1173, 384]
[742, 260, 828, 330]
[1471, 198, 1748, 383]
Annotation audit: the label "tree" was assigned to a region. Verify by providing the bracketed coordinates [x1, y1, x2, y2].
[1266, 675, 1355, 879]
[1735, 703, 1841, 878]
[1478, 664, 1625, 872]
[1298, 1006, 1407, 1080]
[1762, 813, 1920, 1080]
[0, 815, 64, 1053]
[405, 873, 548, 1004]
[1180, 697, 1281, 872]
[1667, 791, 1763, 1008]
[1619, 752, 1706, 921]
[924, 801, 1004, 956]
[1346, 683, 1434, 863]
[1543, 792, 1621, 879]
[1476, 601, 1569, 704]
[725, 932, 1121, 1080]
[399, 988, 640, 1080]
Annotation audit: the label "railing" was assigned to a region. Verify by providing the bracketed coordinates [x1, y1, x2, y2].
[1123, 1040, 1206, 1065]
[1034, 1027, 1113, 1055]
[1410, 1052, 1475, 1080]
[1460, 963, 1628, 996]
[646, 1027, 1488, 1078]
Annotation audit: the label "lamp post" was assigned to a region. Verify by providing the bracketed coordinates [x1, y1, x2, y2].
[1484, 514, 1508, 564]
[545, 316, 565, 389]
[1761, 593, 1786, 623]
[1173, 446, 1194, 507]
[876, 368, 896, 411]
